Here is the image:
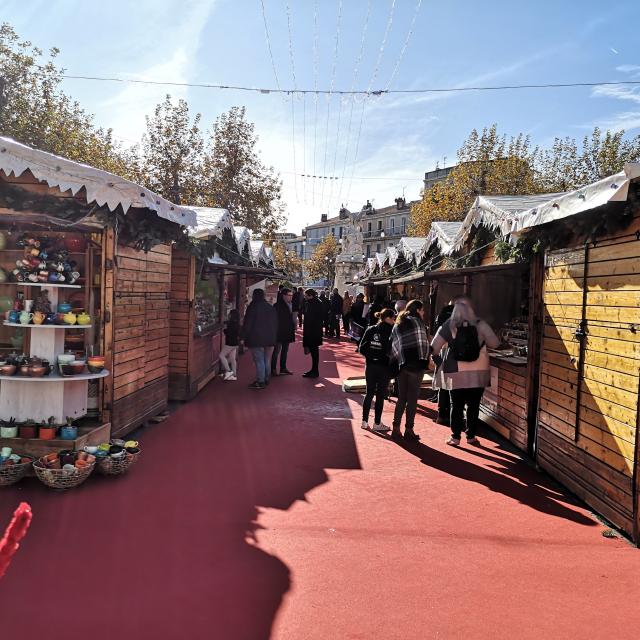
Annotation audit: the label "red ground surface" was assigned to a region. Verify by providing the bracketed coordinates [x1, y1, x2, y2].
[2, 335, 640, 639]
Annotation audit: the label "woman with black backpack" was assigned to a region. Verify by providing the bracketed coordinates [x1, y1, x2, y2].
[430, 296, 499, 447]
[358, 308, 395, 433]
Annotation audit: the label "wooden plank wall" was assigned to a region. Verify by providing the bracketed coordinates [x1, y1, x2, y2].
[481, 361, 528, 450]
[110, 242, 172, 435]
[537, 216, 640, 537]
[168, 250, 193, 400]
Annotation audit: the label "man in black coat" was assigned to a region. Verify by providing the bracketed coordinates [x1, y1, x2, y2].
[242, 288, 278, 389]
[271, 288, 296, 376]
[319, 290, 331, 336]
[302, 288, 324, 378]
[328, 288, 344, 338]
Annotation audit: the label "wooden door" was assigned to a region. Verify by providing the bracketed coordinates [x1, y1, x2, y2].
[536, 235, 640, 538]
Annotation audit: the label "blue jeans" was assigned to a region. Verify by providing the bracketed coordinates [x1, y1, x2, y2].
[250, 346, 274, 384]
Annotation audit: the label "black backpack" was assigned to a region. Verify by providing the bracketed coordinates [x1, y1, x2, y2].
[452, 322, 481, 362]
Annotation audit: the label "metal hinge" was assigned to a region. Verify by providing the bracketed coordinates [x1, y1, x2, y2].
[104, 311, 111, 323]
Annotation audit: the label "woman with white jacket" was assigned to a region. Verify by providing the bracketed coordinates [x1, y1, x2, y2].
[430, 297, 499, 447]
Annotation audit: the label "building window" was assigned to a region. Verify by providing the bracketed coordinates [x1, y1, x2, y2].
[366, 245, 371, 258]
[401, 217, 406, 234]
[339, 226, 343, 238]
[389, 218, 395, 234]
[377, 220, 382, 230]
[367, 221, 372, 232]
[376, 243, 381, 253]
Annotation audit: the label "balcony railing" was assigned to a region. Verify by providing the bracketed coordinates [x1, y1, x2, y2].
[363, 228, 405, 239]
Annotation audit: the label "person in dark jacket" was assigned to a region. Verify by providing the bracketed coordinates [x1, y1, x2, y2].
[367, 295, 384, 325]
[349, 292, 366, 344]
[328, 288, 344, 338]
[219, 308, 240, 381]
[302, 288, 324, 378]
[296, 287, 305, 327]
[291, 287, 302, 328]
[359, 308, 395, 432]
[242, 288, 278, 389]
[271, 288, 296, 376]
[319, 290, 331, 336]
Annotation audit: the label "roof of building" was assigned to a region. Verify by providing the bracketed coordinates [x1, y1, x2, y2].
[306, 214, 342, 230]
[191, 207, 234, 240]
[0, 136, 197, 227]
[397, 236, 429, 263]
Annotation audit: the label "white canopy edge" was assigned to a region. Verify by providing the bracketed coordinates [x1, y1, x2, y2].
[249, 240, 267, 266]
[386, 245, 400, 267]
[375, 252, 387, 270]
[234, 226, 251, 256]
[511, 163, 640, 235]
[397, 236, 428, 264]
[0, 136, 197, 227]
[191, 207, 234, 240]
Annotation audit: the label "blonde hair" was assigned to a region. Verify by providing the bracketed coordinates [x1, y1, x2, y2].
[450, 298, 478, 328]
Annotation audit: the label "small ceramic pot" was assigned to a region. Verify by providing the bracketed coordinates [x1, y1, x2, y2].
[0, 364, 16, 376]
[60, 426, 78, 440]
[39, 426, 57, 441]
[57, 302, 72, 314]
[0, 426, 18, 438]
[60, 451, 76, 466]
[19, 424, 37, 439]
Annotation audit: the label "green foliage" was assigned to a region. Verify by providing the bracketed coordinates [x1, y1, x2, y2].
[306, 235, 338, 284]
[0, 23, 134, 177]
[139, 95, 203, 205]
[202, 106, 285, 235]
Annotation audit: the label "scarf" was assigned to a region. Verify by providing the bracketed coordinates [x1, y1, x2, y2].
[390, 316, 429, 369]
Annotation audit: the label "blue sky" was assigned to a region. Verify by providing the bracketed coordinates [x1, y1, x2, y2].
[3, 0, 640, 232]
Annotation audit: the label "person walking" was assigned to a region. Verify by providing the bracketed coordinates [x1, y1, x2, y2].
[242, 288, 278, 389]
[367, 295, 384, 326]
[291, 287, 302, 328]
[342, 291, 352, 335]
[359, 308, 395, 432]
[390, 300, 429, 442]
[329, 288, 343, 338]
[433, 300, 455, 425]
[319, 290, 331, 337]
[430, 296, 500, 446]
[296, 286, 305, 327]
[219, 308, 240, 381]
[272, 288, 296, 376]
[302, 288, 324, 378]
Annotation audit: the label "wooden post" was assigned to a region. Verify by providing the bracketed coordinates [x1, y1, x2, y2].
[101, 227, 115, 424]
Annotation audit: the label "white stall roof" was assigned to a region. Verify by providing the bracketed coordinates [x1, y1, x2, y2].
[0, 136, 197, 226]
[191, 207, 234, 239]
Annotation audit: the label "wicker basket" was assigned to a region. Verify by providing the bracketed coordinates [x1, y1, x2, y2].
[97, 448, 141, 476]
[33, 459, 95, 490]
[0, 458, 34, 487]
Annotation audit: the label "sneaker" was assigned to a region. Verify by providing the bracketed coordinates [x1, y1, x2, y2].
[361, 421, 369, 430]
[404, 429, 420, 442]
[436, 417, 450, 426]
[271, 370, 279, 377]
[372, 422, 390, 433]
[466, 436, 481, 446]
[227, 374, 237, 381]
[248, 381, 265, 389]
[280, 369, 294, 376]
[446, 436, 461, 446]
[391, 429, 403, 441]
[223, 372, 233, 381]
[302, 371, 319, 378]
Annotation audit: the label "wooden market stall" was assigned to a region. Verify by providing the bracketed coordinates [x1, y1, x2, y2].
[0, 136, 197, 445]
[509, 165, 640, 540]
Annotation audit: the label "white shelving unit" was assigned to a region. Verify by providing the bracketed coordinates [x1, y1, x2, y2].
[0, 283, 108, 422]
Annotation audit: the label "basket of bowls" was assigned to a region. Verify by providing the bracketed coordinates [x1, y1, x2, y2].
[95, 440, 140, 476]
[33, 450, 96, 489]
[0, 450, 34, 486]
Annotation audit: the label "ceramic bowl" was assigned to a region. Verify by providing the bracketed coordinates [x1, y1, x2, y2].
[57, 354, 75, 365]
[87, 364, 104, 374]
[0, 364, 16, 376]
[84, 446, 98, 454]
[110, 439, 125, 447]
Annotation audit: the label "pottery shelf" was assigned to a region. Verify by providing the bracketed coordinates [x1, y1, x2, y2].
[0, 282, 82, 289]
[0, 370, 108, 382]
[3, 322, 93, 329]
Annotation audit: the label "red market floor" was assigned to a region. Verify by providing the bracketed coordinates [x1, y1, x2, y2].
[2, 335, 640, 639]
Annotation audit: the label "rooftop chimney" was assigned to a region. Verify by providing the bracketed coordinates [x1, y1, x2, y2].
[321, 213, 328, 222]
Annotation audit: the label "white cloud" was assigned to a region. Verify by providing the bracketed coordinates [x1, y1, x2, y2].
[595, 111, 640, 132]
[93, 0, 217, 143]
[591, 85, 640, 104]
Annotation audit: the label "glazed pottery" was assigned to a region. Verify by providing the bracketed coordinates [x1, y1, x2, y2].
[7, 310, 19, 323]
[63, 311, 77, 325]
[19, 311, 33, 325]
[57, 354, 75, 365]
[28, 365, 47, 377]
[77, 312, 91, 325]
[39, 426, 57, 440]
[111, 439, 125, 447]
[60, 451, 76, 466]
[33, 311, 45, 325]
[124, 440, 139, 449]
[84, 446, 98, 454]
[1, 447, 12, 458]
[23, 300, 33, 313]
[19, 424, 37, 439]
[0, 426, 18, 438]
[60, 426, 78, 440]
[57, 302, 72, 313]
[0, 364, 16, 376]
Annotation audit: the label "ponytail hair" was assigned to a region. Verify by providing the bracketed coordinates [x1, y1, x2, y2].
[375, 308, 395, 322]
[396, 299, 423, 325]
